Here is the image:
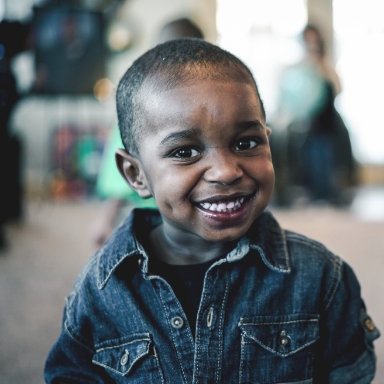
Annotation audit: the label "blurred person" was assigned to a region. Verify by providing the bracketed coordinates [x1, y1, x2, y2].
[272, 25, 356, 205]
[303, 25, 341, 97]
[0, 21, 29, 250]
[45, 38, 379, 383]
[91, 17, 204, 247]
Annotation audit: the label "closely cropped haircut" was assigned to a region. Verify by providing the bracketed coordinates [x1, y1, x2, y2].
[116, 38, 265, 154]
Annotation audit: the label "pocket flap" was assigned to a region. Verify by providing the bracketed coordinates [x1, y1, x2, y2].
[239, 314, 319, 357]
[92, 334, 152, 376]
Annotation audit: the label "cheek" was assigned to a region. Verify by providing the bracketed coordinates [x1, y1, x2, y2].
[149, 166, 199, 204]
[250, 156, 274, 181]
[262, 163, 275, 192]
[264, 161, 275, 182]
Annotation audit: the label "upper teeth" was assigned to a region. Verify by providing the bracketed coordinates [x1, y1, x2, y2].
[199, 197, 245, 212]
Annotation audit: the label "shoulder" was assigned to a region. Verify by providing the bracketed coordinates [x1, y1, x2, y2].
[253, 211, 349, 308]
[284, 229, 342, 268]
[66, 250, 101, 313]
[64, 208, 159, 325]
[283, 229, 360, 311]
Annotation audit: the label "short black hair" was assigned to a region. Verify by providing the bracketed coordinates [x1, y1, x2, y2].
[116, 38, 265, 154]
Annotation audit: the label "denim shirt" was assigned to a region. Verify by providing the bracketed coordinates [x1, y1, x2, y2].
[44, 209, 379, 384]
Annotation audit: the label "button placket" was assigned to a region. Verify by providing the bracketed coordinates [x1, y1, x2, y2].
[171, 316, 184, 329]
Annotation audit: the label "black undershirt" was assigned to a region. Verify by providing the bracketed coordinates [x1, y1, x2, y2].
[149, 256, 221, 338]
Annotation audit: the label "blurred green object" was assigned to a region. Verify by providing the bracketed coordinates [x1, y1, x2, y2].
[280, 62, 327, 119]
[96, 125, 157, 208]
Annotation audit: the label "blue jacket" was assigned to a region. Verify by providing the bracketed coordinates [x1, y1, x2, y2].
[44, 209, 379, 383]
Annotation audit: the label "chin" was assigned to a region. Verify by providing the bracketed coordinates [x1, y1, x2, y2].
[200, 225, 251, 244]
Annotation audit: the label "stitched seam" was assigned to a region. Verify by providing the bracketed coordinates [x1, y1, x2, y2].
[148, 275, 194, 346]
[280, 228, 290, 270]
[251, 245, 290, 273]
[285, 236, 334, 263]
[285, 236, 344, 310]
[92, 349, 148, 376]
[91, 361, 125, 376]
[194, 273, 208, 382]
[95, 338, 150, 353]
[239, 334, 244, 383]
[242, 333, 319, 357]
[158, 286, 188, 384]
[324, 257, 342, 311]
[216, 273, 229, 384]
[97, 249, 144, 289]
[153, 346, 166, 384]
[240, 319, 318, 326]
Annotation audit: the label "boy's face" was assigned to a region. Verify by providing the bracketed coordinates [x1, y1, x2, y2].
[123, 75, 274, 244]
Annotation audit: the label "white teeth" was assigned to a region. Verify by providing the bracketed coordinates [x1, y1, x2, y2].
[218, 203, 227, 211]
[199, 197, 247, 212]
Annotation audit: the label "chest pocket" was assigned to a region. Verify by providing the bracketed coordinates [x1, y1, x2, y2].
[92, 334, 164, 383]
[238, 314, 319, 384]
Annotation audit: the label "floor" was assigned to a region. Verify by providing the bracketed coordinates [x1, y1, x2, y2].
[0, 200, 383, 383]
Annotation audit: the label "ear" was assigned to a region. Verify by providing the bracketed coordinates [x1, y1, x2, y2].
[115, 148, 153, 198]
[266, 126, 272, 137]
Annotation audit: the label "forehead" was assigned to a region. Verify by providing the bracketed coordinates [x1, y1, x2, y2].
[143, 80, 262, 129]
[138, 73, 262, 130]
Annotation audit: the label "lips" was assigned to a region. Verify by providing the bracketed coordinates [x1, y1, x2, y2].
[194, 193, 254, 227]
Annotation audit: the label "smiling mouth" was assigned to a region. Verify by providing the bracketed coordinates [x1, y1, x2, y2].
[196, 195, 251, 213]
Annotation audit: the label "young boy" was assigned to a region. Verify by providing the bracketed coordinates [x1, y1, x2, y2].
[44, 39, 379, 383]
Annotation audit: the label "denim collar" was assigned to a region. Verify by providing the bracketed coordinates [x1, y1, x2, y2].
[96, 208, 290, 289]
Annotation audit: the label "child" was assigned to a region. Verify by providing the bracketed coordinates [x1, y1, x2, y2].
[44, 39, 379, 383]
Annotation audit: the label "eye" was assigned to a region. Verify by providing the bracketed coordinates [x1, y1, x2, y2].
[234, 138, 258, 151]
[170, 147, 200, 159]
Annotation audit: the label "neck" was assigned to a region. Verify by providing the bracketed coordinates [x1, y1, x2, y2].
[148, 223, 236, 265]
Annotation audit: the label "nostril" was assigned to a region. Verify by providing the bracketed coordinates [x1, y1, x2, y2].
[204, 165, 243, 185]
[203, 151, 244, 185]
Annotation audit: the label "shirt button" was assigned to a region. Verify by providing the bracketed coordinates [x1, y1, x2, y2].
[207, 307, 214, 328]
[364, 318, 376, 332]
[171, 316, 184, 329]
[120, 349, 129, 366]
[279, 330, 290, 347]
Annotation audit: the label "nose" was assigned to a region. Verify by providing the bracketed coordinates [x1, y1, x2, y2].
[204, 150, 243, 185]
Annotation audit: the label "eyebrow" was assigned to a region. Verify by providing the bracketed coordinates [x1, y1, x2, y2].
[160, 128, 202, 146]
[236, 120, 264, 131]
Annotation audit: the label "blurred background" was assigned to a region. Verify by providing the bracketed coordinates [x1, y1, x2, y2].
[0, 0, 383, 382]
